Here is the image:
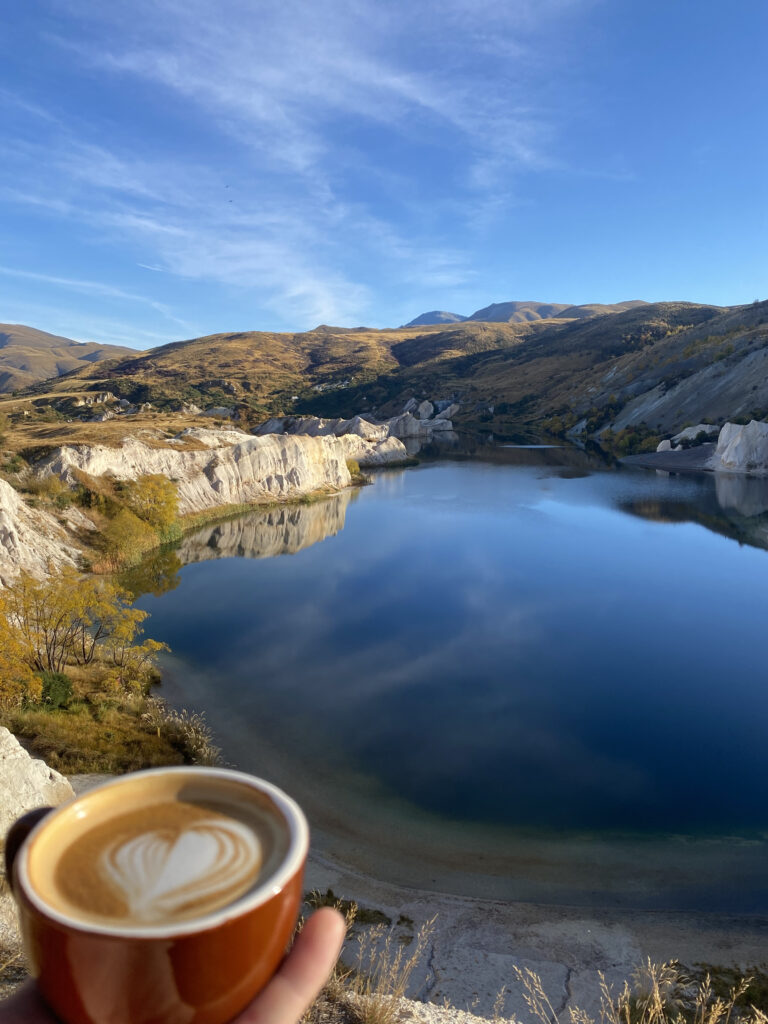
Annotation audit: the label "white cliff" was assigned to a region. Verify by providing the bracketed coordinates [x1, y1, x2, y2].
[0, 477, 79, 584]
[255, 401, 458, 456]
[708, 420, 768, 475]
[39, 432, 352, 515]
[254, 415, 409, 464]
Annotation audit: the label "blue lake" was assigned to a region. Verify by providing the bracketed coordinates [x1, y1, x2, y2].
[130, 444, 768, 906]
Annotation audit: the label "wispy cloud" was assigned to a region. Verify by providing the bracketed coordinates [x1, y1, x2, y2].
[1, 0, 595, 332]
[0, 266, 190, 330]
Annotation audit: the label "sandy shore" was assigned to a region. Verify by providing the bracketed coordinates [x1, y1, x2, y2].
[62, 775, 768, 1020]
[304, 844, 768, 1019]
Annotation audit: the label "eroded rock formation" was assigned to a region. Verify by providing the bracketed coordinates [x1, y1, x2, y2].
[708, 420, 768, 475]
[0, 477, 78, 584]
[39, 432, 352, 515]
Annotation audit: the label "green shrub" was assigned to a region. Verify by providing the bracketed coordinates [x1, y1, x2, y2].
[40, 671, 73, 709]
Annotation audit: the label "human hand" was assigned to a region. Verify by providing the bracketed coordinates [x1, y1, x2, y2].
[0, 906, 346, 1024]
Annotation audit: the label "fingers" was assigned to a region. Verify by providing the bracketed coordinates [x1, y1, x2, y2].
[235, 907, 347, 1024]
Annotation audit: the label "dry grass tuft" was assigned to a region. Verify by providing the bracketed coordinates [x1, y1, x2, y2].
[343, 917, 435, 1024]
[513, 959, 767, 1024]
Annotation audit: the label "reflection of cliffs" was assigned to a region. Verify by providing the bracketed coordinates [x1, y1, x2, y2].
[714, 473, 768, 518]
[620, 472, 768, 552]
[177, 491, 352, 565]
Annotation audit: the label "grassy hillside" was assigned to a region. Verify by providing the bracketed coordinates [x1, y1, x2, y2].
[8, 299, 768, 443]
[0, 324, 136, 393]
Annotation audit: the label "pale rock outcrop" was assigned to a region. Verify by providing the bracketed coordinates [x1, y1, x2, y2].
[435, 403, 460, 421]
[708, 420, 768, 475]
[73, 391, 116, 408]
[0, 730, 74, 957]
[656, 439, 672, 452]
[338, 434, 408, 466]
[387, 412, 454, 438]
[173, 426, 253, 448]
[255, 416, 404, 465]
[39, 434, 352, 515]
[0, 477, 78, 584]
[0, 727, 74, 839]
[416, 400, 434, 420]
[672, 423, 719, 444]
[402, 398, 418, 414]
[256, 415, 388, 442]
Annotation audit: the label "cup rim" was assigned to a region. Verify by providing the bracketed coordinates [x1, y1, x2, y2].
[14, 766, 309, 939]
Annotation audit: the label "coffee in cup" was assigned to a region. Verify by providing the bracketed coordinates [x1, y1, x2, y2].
[6, 767, 309, 1024]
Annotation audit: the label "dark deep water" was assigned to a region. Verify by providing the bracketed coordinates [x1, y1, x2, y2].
[132, 445, 768, 841]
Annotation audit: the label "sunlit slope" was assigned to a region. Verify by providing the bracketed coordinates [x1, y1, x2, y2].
[48, 321, 528, 413]
[14, 299, 768, 435]
[0, 324, 136, 393]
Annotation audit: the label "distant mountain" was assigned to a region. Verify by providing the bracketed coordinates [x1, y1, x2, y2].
[0, 324, 137, 393]
[404, 311, 468, 327]
[404, 300, 647, 327]
[465, 299, 647, 323]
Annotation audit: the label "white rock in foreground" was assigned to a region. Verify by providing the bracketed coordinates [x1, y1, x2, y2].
[0, 477, 78, 584]
[0, 727, 74, 840]
[708, 420, 768, 474]
[40, 433, 352, 515]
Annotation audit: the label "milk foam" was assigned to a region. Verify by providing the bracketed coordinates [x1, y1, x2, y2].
[100, 819, 262, 924]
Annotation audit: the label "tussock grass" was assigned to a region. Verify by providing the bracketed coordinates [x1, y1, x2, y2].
[513, 959, 768, 1024]
[341, 918, 435, 1024]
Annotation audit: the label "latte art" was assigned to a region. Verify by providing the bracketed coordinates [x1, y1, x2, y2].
[51, 799, 275, 926]
[100, 818, 262, 924]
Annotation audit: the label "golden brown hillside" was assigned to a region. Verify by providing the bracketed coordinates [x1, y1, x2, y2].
[0, 324, 136, 393]
[9, 300, 768, 444]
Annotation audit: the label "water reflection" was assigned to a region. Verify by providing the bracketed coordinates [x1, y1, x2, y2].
[177, 490, 352, 565]
[620, 468, 768, 551]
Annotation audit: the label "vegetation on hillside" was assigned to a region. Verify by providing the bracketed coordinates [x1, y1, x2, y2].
[0, 566, 219, 772]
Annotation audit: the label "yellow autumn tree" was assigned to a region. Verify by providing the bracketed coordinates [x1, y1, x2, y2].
[0, 567, 167, 687]
[0, 604, 40, 709]
[122, 474, 178, 530]
[101, 508, 156, 569]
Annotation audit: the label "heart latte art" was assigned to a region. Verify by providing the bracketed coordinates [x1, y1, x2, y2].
[52, 801, 267, 925]
[100, 818, 261, 923]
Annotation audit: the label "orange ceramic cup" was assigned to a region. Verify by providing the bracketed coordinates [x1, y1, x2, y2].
[5, 767, 308, 1024]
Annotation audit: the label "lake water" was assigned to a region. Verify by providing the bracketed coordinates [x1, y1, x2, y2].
[131, 444, 768, 908]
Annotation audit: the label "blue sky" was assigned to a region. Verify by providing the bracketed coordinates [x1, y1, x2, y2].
[1, 0, 766, 350]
